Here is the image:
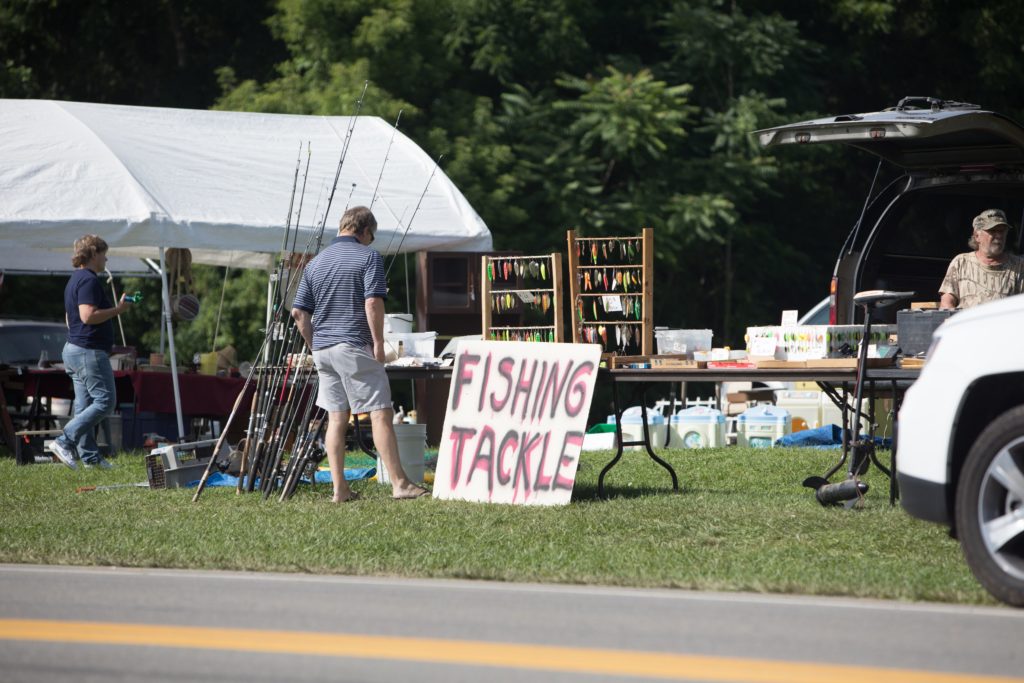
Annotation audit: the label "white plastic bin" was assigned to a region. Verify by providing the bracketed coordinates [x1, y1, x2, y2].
[669, 406, 725, 448]
[383, 331, 437, 360]
[384, 313, 414, 333]
[378, 423, 426, 484]
[737, 405, 791, 448]
[775, 390, 820, 432]
[610, 410, 667, 450]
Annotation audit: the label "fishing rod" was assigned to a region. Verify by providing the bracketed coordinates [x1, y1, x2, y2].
[103, 269, 128, 347]
[262, 352, 315, 499]
[218, 85, 372, 499]
[278, 141, 313, 303]
[243, 151, 319, 490]
[242, 216, 325, 493]
[384, 154, 444, 278]
[317, 81, 369, 239]
[369, 110, 403, 210]
[288, 143, 312, 256]
[190, 331, 272, 501]
[378, 203, 410, 261]
[194, 147, 309, 502]
[279, 408, 327, 502]
[276, 376, 323, 495]
[243, 196, 329, 494]
[343, 182, 358, 212]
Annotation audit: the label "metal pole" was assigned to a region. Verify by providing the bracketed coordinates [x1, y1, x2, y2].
[159, 247, 186, 441]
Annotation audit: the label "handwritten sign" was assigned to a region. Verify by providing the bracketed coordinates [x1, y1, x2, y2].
[434, 340, 601, 505]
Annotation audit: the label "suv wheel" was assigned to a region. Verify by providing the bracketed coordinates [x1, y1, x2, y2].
[955, 406, 1024, 607]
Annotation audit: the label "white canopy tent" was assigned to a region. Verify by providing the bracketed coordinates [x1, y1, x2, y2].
[0, 99, 492, 255]
[0, 244, 154, 276]
[0, 99, 493, 440]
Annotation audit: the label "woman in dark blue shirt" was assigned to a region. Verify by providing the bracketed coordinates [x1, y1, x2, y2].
[50, 235, 133, 469]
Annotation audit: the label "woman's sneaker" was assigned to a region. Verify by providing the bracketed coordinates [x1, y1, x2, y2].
[49, 439, 78, 470]
[83, 457, 114, 470]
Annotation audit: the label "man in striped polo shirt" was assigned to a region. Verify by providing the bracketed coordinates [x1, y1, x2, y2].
[292, 206, 429, 502]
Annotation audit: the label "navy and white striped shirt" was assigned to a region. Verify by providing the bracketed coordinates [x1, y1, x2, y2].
[293, 236, 387, 351]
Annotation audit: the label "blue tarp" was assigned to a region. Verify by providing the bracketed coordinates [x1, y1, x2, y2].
[186, 467, 376, 488]
[774, 425, 892, 450]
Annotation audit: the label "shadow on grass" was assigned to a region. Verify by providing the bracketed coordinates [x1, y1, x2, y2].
[571, 481, 682, 502]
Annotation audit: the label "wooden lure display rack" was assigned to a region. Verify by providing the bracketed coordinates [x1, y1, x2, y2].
[566, 227, 653, 356]
[481, 253, 564, 342]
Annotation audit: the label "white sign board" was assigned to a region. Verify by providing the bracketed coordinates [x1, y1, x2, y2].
[434, 340, 602, 505]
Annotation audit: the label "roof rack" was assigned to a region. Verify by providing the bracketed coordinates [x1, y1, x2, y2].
[889, 96, 980, 112]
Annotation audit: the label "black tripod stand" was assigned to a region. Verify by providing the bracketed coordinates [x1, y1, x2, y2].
[804, 289, 913, 507]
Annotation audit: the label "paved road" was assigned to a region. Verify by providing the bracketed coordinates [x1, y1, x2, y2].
[0, 564, 1021, 682]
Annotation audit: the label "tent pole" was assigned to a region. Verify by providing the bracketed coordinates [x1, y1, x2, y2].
[159, 247, 186, 442]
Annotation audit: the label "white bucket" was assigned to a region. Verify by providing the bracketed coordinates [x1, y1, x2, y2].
[384, 313, 414, 334]
[378, 423, 426, 484]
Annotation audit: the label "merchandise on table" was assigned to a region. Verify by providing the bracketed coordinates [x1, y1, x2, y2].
[654, 329, 713, 358]
[383, 331, 437, 360]
[745, 324, 896, 360]
[895, 309, 957, 357]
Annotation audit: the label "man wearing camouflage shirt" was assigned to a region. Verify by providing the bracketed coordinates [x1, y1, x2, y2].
[939, 208, 1024, 309]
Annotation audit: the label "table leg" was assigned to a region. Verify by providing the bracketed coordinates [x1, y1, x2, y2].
[597, 381, 626, 499]
[0, 384, 17, 458]
[818, 381, 849, 480]
[352, 413, 376, 458]
[598, 380, 679, 498]
[639, 396, 679, 491]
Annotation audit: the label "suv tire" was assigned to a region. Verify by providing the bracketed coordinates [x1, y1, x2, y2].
[955, 405, 1024, 607]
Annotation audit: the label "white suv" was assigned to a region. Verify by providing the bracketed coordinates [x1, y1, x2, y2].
[897, 294, 1024, 606]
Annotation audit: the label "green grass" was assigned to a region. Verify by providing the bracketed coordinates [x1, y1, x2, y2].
[0, 446, 990, 604]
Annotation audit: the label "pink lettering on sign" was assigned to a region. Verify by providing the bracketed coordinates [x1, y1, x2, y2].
[436, 341, 600, 505]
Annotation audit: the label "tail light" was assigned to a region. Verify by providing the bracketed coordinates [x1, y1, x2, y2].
[828, 277, 838, 325]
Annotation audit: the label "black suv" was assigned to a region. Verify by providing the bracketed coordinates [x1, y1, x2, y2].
[0, 319, 66, 367]
[756, 96, 1024, 324]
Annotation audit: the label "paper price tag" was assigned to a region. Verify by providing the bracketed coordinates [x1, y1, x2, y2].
[781, 310, 798, 326]
[749, 338, 777, 357]
[602, 295, 623, 312]
[516, 291, 536, 303]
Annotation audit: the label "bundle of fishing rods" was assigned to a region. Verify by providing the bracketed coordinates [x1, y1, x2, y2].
[192, 85, 440, 503]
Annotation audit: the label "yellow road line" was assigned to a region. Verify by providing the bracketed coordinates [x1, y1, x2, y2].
[0, 618, 1016, 683]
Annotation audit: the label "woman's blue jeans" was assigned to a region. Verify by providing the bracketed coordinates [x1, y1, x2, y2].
[60, 342, 116, 463]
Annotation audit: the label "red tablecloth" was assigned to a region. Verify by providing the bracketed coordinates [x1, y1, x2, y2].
[18, 369, 251, 417]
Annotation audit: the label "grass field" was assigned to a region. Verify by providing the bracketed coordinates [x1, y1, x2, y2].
[0, 445, 990, 604]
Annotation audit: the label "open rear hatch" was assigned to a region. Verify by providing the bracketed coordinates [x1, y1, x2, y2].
[754, 97, 1024, 170]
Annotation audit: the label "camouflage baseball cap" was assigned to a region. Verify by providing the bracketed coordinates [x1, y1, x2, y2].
[973, 208, 1011, 231]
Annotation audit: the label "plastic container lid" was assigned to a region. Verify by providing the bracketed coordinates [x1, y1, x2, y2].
[610, 413, 666, 425]
[737, 405, 791, 424]
[671, 406, 724, 423]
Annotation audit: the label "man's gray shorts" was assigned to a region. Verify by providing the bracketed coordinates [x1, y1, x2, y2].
[312, 343, 392, 414]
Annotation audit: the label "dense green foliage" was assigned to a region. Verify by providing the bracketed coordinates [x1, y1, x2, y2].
[3, 0, 1024, 348]
[0, 447, 990, 603]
